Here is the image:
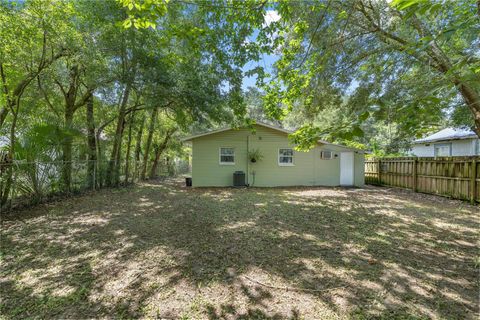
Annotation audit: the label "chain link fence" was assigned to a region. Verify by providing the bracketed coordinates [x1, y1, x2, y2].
[0, 158, 190, 213]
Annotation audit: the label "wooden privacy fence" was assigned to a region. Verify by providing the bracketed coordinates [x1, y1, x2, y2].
[365, 156, 479, 204]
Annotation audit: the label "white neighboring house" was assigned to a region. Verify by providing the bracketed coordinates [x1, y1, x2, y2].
[411, 127, 479, 157]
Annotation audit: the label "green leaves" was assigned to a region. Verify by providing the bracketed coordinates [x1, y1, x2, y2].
[289, 125, 324, 151]
[338, 10, 348, 19]
[117, 0, 168, 29]
[391, 0, 429, 10]
[288, 123, 365, 152]
[359, 111, 370, 122]
[255, 0, 480, 152]
[351, 126, 364, 138]
[122, 18, 132, 28]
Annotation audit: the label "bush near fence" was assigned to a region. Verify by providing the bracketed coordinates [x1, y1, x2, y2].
[365, 156, 479, 204]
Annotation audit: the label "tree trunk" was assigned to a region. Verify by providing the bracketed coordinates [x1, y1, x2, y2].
[60, 65, 86, 193]
[134, 114, 146, 180]
[96, 138, 104, 188]
[86, 93, 97, 189]
[149, 129, 175, 179]
[0, 100, 20, 207]
[124, 112, 135, 184]
[95, 117, 115, 188]
[141, 108, 157, 180]
[414, 22, 480, 135]
[456, 82, 480, 136]
[357, 6, 480, 136]
[427, 42, 480, 135]
[62, 110, 74, 192]
[113, 119, 125, 186]
[106, 81, 132, 186]
[149, 146, 162, 179]
[0, 107, 8, 129]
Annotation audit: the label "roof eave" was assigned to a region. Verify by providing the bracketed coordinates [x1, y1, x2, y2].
[181, 122, 291, 142]
[413, 135, 478, 144]
[181, 127, 232, 142]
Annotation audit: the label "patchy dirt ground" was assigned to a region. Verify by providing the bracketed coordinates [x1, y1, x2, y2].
[1, 180, 479, 319]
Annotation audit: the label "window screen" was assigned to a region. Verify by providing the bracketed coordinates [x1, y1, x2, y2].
[219, 147, 235, 164]
[278, 148, 293, 165]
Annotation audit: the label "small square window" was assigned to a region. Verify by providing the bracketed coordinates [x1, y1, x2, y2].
[320, 150, 333, 160]
[278, 148, 294, 166]
[434, 143, 451, 157]
[219, 147, 235, 164]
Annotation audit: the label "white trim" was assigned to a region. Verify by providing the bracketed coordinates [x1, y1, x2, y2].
[278, 148, 294, 166]
[219, 147, 235, 165]
[413, 136, 477, 144]
[182, 127, 233, 142]
[255, 122, 292, 134]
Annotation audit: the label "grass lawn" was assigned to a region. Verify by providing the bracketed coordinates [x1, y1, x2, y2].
[1, 179, 479, 319]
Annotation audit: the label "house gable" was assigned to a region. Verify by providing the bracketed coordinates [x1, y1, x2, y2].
[183, 122, 361, 151]
[182, 122, 290, 142]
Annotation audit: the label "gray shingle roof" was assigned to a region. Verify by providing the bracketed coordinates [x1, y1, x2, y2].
[413, 127, 477, 144]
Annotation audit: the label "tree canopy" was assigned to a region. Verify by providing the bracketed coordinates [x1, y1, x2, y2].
[118, 0, 479, 150]
[0, 0, 254, 205]
[257, 0, 479, 148]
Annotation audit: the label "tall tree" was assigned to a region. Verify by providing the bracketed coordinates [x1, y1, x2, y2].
[150, 128, 176, 179]
[54, 65, 94, 191]
[86, 93, 97, 189]
[141, 107, 157, 180]
[124, 112, 135, 184]
[0, 0, 72, 204]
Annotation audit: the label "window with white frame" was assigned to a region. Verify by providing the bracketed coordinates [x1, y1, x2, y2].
[434, 143, 451, 157]
[278, 148, 294, 165]
[219, 147, 235, 164]
[320, 150, 333, 160]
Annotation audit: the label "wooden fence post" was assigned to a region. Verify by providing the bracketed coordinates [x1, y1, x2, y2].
[377, 159, 381, 185]
[413, 158, 418, 192]
[471, 159, 477, 205]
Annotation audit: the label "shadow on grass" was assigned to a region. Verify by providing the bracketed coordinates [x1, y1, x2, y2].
[1, 179, 478, 319]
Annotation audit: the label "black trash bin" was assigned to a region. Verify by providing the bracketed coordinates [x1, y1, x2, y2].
[185, 177, 192, 187]
[233, 171, 245, 187]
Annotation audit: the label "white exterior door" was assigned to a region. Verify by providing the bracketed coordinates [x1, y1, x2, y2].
[340, 152, 354, 186]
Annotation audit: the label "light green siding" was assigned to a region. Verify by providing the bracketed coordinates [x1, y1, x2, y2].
[190, 125, 364, 187]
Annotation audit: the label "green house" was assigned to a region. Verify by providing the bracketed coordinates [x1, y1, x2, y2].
[182, 122, 365, 187]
